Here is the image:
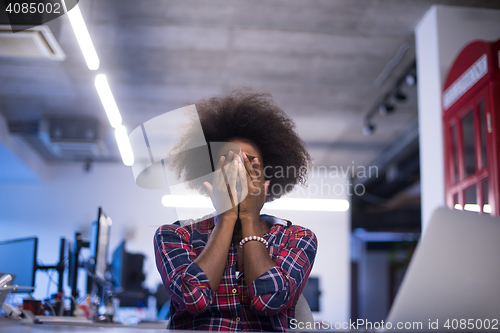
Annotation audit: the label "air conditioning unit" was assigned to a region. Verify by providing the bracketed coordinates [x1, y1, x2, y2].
[0, 25, 66, 60]
[38, 117, 107, 158]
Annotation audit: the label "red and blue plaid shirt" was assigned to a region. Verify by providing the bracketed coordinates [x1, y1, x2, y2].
[154, 214, 317, 331]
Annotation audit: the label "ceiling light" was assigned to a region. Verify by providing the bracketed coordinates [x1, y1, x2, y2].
[115, 125, 134, 166]
[62, 1, 99, 70]
[265, 198, 349, 212]
[405, 73, 416, 86]
[394, 90, 407, 102]
[95, 74, 122, 128]
[161, 195, 349, 212]
[379, 103, 395, 116]
[162, 195, 213, 208]
[362, 123, 375, 136]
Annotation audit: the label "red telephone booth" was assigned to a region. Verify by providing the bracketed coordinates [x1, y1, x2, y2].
[442, 39, 500, 216]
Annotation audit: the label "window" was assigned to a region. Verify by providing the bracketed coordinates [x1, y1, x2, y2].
[461, 111, 476, 178]
[451, 125, 459, 184]
[479, 101, 487, 169]
[464, 185, 478, 213]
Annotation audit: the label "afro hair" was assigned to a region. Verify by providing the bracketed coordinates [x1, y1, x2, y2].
[169, 88, 311, 202]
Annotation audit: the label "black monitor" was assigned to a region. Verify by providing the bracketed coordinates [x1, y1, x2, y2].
[90, 207, 112, 282]
[302, 277, 320, 312]
[0, 237, 37, 292]
[111, 241, 145, 291]
[111, 240, 148, 307]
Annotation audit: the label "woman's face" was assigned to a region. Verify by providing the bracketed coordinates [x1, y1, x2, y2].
[216, 138, 266, 196]
[229, 137, 264, 176]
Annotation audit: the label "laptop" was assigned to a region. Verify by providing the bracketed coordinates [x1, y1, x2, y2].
[386, 207, 500, 331]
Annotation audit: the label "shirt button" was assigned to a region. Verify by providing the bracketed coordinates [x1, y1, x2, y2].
[232, 288, 238, 294]
[235, 317, 241, 322]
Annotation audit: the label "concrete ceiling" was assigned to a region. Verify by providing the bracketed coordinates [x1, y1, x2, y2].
[1, 0, 500, 169]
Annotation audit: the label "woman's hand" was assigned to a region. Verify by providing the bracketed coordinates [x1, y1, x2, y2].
[203, 151, 241, 223]
[238, 153, 270, 223]
[197, 152, 247, 290]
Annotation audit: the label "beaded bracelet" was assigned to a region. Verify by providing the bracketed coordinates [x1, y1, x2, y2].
[239, 235, 268, 248]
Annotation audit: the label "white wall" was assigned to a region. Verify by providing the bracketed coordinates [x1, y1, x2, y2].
[415, 5, 500, 233]
[0, 141, 350, 322]
[264, 169, 351, 323]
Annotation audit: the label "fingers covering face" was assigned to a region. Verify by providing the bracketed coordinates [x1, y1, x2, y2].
[213, 151, 265, 205]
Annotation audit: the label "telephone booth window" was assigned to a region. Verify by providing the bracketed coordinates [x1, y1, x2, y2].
[479, 101, 487, 168]
[464, 185, 478, 212]
[442, 39, 500, 217]
[451, 125, 459, 184]
[483, 179, 490, 214]
[461, 110, 476, 177]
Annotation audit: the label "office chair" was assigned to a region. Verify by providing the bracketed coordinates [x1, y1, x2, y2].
[293, 293, 314, 327]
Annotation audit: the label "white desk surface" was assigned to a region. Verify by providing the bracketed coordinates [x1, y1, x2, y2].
[0, 317, 169, 332]
[0, 317, 356, 332]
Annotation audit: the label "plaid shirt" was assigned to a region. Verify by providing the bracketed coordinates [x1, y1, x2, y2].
[154, 214, 317, 331]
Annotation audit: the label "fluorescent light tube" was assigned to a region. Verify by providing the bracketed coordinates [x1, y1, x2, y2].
[161, 195, 349, 212]
[62, 1, 99, 70]
[115, 125, 134, 166]
[265, 198, 349, 212]
[95, 74, 122, 128]
[162, 195, 213, 208]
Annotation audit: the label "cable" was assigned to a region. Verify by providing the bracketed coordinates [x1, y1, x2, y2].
[373, 42, 411, 87]
[59, 298, 64, 316]
[66, 295, 77, 304]
[46, 270, 56, 298]
[43, 301, 56, 316]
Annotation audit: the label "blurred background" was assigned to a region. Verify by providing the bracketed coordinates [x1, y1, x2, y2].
[1, 0, 499, 324]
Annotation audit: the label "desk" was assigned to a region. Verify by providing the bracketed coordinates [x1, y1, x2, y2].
[0, 317, 169, 332]
[0, 318, 360, 333]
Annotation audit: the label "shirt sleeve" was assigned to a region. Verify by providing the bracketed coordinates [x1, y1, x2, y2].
[154, 224, 213, 316]
[247, 226, 318, 316]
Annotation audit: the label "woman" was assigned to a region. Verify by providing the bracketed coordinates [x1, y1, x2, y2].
[154, 89, 317, 331]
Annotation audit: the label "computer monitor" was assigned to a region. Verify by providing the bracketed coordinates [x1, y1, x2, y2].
[0, 237, 38, 292]
[111, 241, 125, 289]
[90, 207, 112, 282]
[302, 277, 320, 312]
[111, 240, 148, 307]
[111, 240, 146, 291]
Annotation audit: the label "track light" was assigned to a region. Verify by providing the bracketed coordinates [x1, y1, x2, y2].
[362, 60, 416, 136]
[379, 103, 395, 116]
[406, 73, 416, 86]
[394, 90, 407, 102]
[362, 123, 375, 136]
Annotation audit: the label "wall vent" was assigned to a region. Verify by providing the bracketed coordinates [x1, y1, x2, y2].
[38, 117, 107, 159]
[0, 25, 66, 60]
